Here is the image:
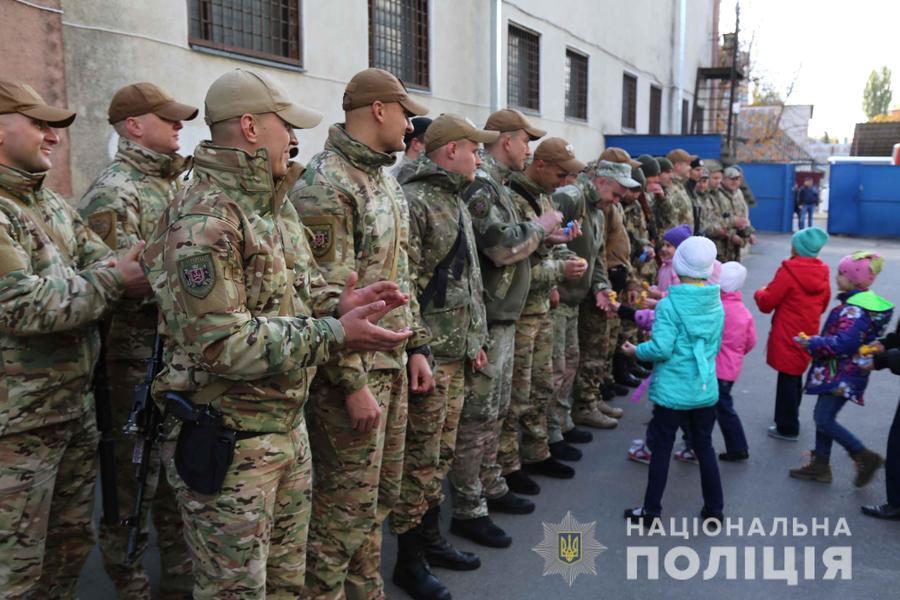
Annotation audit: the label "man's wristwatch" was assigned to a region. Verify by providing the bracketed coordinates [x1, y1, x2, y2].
[407, 344, 432, 358]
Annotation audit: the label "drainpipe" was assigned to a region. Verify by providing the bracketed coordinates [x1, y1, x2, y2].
[675, 0, 686, 133]
[490, 0, 502, 112]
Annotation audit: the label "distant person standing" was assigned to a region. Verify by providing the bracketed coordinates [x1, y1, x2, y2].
[797, 178, 820, 229]
[393, 116, 432, 182]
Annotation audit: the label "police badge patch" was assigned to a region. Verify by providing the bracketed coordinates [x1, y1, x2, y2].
[178, 254, 215, 299]
[88, 210, 116, 249]
[303, 217, 337, 262]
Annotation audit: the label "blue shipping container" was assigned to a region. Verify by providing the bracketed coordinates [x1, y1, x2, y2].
[603, 134, 722, 159]
[741, 163, 796, 233]
[828, 163, 900, 238]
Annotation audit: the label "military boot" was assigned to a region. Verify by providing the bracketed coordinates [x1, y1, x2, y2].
[393, 526, 452, 600]
[421, 507, 480, 571]
[851, 448, 884, 488]
[613, 353, 642, 387]
[596, 398, 624, 419]
[789, 452, 832, 483]
[572, 404, 618, 429]
[450, 516, 512, 548]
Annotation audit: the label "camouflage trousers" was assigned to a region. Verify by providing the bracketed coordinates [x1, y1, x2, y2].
[548, 304, 580, 444]
[0, 408, 98, 599]
[163, 420, 312, 599]
[573, 299, 617, 407]
[305, 368, 408, 600]
[100, 358, 192, 599]
[449, 322, 515, 519]
[498, 313, 553, 473]
[390, 359, 464, 535]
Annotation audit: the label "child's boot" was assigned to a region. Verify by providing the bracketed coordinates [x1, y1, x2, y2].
[789, 452, 832, 483]
[850, 448, 884, 488]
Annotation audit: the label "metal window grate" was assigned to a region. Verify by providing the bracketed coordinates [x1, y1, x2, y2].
[682, 99, 690, 134]
[188, 0, 302, 66]
[508, 24, 540, 111]
[649, 85, 662, 134]
[565, 49, 588, 120]
[368, 0, 429, 89]
[621, 73, 637, 130]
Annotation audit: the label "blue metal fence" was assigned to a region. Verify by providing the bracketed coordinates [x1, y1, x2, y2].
[740, 163, 796, 233]
[828, 163, 900, 238]
[602, 134, 722, 159]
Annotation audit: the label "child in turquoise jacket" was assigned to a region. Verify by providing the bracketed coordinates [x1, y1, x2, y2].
[622, 236, 725, 523]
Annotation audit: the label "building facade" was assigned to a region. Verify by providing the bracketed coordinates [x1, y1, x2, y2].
[4, 0, 718, 198]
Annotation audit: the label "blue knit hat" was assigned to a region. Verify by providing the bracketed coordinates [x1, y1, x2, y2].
[663, 224, 693, 248]
[792, 226, 829, 257]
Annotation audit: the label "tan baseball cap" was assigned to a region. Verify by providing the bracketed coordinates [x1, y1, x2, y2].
[342, 68, 428, 116]
[599, 147, 641, 168]
[108, 82, 198, 124]
[0, 81, 75, 128]
[424, 113, 499, 153]
[534, 137, 585, 173]
[666, 148, 698, 164]
[204, 68, 323, 129]
[484, 108, 546, 141]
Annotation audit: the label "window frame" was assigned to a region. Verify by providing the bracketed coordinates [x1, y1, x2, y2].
[564, 47, 589, 121]
[188, 0, 304, 68]
[507, 21, 541, 114]
[649, 84, 662, 135]
[681, 98, 690, 134]
[621, 72, 638, 131]
[368, 0, 431, 91]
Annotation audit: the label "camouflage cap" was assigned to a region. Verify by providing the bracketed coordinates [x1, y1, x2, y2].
[699, 167, 710, 178]
[637, 154, 660, 177]
[108, 82, 198, 124]
[205, 68, 323, 129]
[630, 166, 646, 189]
[666, 148, 698, 164]
[424, 113, 498, 153]
[723, 166, 741, 179]
[342, 68, 428, 116]
[599, 147, 641, 168]
[656, 156, 674, 172]
[0, 81, 75, 128]
[484, 108, 546, 140]
[594, 159, 639, 188]
[533, 137, 585, 173]
[705, 159, 723, 173]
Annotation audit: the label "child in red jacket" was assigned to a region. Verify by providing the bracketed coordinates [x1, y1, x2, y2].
[754, 227, 830, 441]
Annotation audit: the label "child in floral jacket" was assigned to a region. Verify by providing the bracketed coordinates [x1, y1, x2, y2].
[790, 251, 894, 487]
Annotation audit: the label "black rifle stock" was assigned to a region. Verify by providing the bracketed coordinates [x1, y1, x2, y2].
[94, 338, 119, 527]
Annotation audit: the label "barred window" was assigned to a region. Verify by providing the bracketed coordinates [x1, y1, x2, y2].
[682, 99, 690, 134]
[368, 0, 429, 89]
[565, 49, 588, 120]
[621, 73, 637, 130]
[508, 23, 540, 112]
[649, 85, 662, 134]
[188, 0, 302, 66]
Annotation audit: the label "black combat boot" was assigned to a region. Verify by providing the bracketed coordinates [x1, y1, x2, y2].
[393, 526, 452, 600]
[613, 353, 641, 388]
[420, 506, 480, 571]
[450, 516, 512, 548]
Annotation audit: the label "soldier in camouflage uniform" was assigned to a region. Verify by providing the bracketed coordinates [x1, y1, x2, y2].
[392, 116, 431, 183]
[79, 81, 197, 599]
[290, 68, 432, 600]
[145, 69, 410, 599]
[651, 156, 680, 236]
[499, 138, 586, 492]
[664, 148, 697, 230]
[0, 81, 150, 598]
[448, 109, 559, 549]
[623, 167, 657, 288]
[388, 114, 495, 600]
[705, 163, 733, 261]
[721, 167, 755, 262]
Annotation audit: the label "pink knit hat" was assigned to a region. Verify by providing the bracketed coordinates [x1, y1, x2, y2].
[838, 251, 884, 289]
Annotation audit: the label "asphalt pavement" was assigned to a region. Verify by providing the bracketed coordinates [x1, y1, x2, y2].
[78, 228, 900, 599]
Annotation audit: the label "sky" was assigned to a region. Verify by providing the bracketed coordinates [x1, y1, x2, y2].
[719, 0, 900, 142]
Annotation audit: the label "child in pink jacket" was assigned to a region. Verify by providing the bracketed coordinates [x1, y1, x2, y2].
[716, 262, 757, 461]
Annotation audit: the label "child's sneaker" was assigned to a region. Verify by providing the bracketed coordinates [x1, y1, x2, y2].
[628, 440, 652, 465]
[674, 446, 698, 464]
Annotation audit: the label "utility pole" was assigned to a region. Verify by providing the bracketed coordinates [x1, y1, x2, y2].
[725, 2, 740, 158]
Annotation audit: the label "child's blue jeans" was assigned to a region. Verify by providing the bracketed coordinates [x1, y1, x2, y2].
[814, 394, 864, 459]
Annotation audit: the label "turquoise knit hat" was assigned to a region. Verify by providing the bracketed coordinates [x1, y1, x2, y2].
[792, 226, 829, 257]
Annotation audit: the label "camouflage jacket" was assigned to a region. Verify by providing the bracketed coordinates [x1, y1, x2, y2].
[507, 171, 570, 316]
[553, 174, 610, 306]
[723, 188, 754, 239]
[392, 154, 419, 184]
[79, 137, 190, 361]
[465, 151, 544, 323]
[144, 143, 346, 433]
[0, 164, 123, 436]
[403, 156, 487, 361]
[667, 176, 695, 230]
[651, 189, 677, 238]
[622, 199, 651, 266]
[290, 124, 427, 392]
[706, 187, 733, 258]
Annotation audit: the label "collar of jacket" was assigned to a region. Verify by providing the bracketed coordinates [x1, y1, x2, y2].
[325, 123, 396, 175]
[116, 137, 191, 180]
[406, 156, 469, 194]
[507, 170, 546, 213]
[478, 150, 512, 184]
[191, 142, 302, 216]
[575, 172, 601, 207]
[0, 162, 46, 203]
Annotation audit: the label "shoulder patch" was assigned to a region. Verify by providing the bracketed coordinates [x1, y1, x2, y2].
[303, 215, 337, 262]
[177, 253, 216, 299]
[88, 209, 117, 249]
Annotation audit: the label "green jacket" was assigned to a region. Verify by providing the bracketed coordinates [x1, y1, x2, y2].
[144, 143, 345, 433]
[465, 151, 544, 323]
[0, 163, 123, 436]
[403, 156, 487, 361]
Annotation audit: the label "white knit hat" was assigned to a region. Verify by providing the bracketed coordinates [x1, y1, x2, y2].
[673, 236, 717, 279]
[719, 261, 748, 292]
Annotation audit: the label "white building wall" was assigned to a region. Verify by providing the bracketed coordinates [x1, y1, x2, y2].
[60, 0, 715, 198]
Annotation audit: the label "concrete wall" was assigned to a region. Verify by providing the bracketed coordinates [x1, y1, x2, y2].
[1, 0, 72, 195]
[57, 0, 715, 198]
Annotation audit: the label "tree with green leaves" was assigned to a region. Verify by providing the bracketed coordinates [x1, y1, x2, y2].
[863, 66, 893, 120]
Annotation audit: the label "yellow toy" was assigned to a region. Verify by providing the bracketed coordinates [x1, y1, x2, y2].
[608, 291, 618, 303]
[859, 344, 880, 356]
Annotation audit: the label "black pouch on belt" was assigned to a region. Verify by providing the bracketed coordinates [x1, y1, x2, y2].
[167, 392, 236, 495]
